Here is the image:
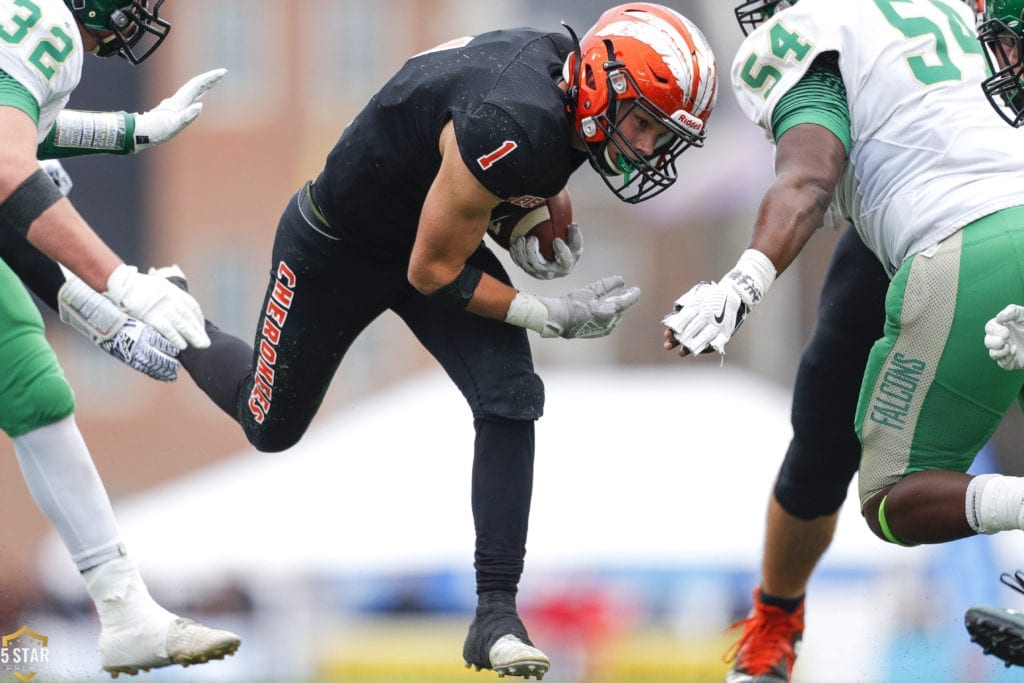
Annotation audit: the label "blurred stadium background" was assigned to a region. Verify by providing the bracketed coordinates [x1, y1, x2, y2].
[4, 1, 1024, 681]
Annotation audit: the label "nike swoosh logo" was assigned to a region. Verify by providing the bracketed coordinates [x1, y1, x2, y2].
[714, 302, 728, 324]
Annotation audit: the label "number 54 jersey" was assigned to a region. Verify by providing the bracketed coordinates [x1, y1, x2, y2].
[731, 0, 1024, 276]
[0, 0, 83, 142]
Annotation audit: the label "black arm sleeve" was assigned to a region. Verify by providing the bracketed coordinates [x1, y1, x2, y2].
[1, 231, 65, 312]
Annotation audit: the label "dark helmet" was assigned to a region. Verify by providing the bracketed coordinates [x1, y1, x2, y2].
[978, 0, 1024, 126]
[734, 0, 795, 36]
[63, 0, 170, 64]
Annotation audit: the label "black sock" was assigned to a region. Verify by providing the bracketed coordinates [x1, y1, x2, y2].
[759, 589, 804, 613]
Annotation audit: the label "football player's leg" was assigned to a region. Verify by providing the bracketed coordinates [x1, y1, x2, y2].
[728, 227, 888, 683]
[769, 226, 888, 581]
[857, 216, 1024, 545]
[397, 244, 548, 679]
[0, 262, 240, 676]
[180, 186, 396, 452]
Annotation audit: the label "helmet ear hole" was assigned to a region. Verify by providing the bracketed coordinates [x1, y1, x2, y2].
[584, 64, 596, 90]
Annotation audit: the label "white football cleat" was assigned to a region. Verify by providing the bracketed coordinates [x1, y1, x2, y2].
[101, 616, 241, 678]
[488, 634, 550, 679]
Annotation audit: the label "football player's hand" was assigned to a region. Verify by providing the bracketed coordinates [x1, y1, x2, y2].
[59, 273, 179, 381]
[39, 159, 73, 196]
[532, 276, 641, 338]
[662, 280, 748, 355]
[133, 68, 227, 152]
[509, 224, 583, 280]
[985, 304, 1024, 370]
[104, 264, 210, 350]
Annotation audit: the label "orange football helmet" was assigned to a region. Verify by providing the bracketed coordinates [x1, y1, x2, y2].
[564, 3, 718, 202]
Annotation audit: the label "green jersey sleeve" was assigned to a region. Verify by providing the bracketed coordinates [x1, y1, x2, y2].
[771, 52, 851, 153]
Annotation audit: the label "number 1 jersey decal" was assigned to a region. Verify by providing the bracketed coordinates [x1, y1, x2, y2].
[477, 140, 518, 170]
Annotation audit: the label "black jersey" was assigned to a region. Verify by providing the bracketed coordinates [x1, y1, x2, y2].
[313, 28, 587, 259]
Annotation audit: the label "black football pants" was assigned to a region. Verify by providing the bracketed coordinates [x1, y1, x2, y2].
[181, 185, 545, 594]
[774, 224, 890, 519]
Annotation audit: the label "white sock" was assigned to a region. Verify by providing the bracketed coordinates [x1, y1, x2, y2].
[965, 473, 1024, 534]
[12, 415, 124, 570]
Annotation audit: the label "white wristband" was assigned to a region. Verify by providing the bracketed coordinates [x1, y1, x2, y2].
[725, 248, 776, 307]
[504, 292, 548, 333]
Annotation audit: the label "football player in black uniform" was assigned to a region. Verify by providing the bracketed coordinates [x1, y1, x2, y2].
[171, 3, 717, 679]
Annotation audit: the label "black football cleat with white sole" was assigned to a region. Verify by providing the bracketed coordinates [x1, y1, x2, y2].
[463, 591, 549, 680]
[966, 569, 1024, 667]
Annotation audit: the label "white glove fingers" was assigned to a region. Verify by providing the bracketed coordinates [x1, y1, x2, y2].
[509, 237, 529, 264]
[682, 326, 716, 355]
[587, 275, 626, 297]
[174, 68, 227, 105]
[180, 102, 202, 125]
[600, 286, 641, 314]
[662, 308, 698, 335]
[566, 224, 583, 254]
[152, 322, 188, 351]
[141, 325, 181, 357]
[178, 307, 211, 349]
[551, 237, 574, 269]
[995, 304, 1024, 323]
[525, 236, 547, 265]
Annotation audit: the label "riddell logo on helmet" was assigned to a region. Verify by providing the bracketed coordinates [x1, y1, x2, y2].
[248, 261, 297, 424]
[672, 109, 704, 134]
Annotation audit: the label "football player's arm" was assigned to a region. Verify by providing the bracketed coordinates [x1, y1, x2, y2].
[0, 105, 209, 350]
[409, 119, 514, 319]
[37, 68, 226, 158]
[665, 52, 849, 355]
[410, 120, 640, 339]
[748, 122, 845, 275]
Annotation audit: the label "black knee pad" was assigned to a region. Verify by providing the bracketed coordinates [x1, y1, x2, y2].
[473, 371, 545, 422]
[774, 433, 860, 519]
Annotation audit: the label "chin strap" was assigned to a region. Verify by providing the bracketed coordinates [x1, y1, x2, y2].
[561, 21, 582, 120]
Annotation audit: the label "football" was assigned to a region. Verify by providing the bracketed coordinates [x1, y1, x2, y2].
[487, 188, 573, 261]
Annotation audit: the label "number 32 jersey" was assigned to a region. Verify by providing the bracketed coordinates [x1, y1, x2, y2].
[731, 0, 1024, 275]
[0, 0, 82, 142]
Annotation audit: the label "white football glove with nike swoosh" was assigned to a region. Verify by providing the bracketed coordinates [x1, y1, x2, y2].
[663, 249, 776, 355]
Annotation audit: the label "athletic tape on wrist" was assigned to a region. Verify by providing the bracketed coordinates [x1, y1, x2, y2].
[0, 169, 63, 237]
[428, 264, 483, 308]
[504, 292, 549, 333]
[725, 248, 777, 306]
[53, 110, 132, 153]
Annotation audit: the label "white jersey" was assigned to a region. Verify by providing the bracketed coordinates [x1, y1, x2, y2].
[0, 0, 82, 142]
[731, 0, 1024, 275]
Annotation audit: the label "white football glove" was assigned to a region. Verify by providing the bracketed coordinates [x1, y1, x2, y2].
[505, 275, 641, 339]
[59, 273, 180, 382]
[38, 159, 73, 196]
[104, 264, 210, 350]
[509, 224, 583, 280]
[663, 249, 776, 355]
[985, 304, 1024, 370]
[133, 68, 226, 152]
